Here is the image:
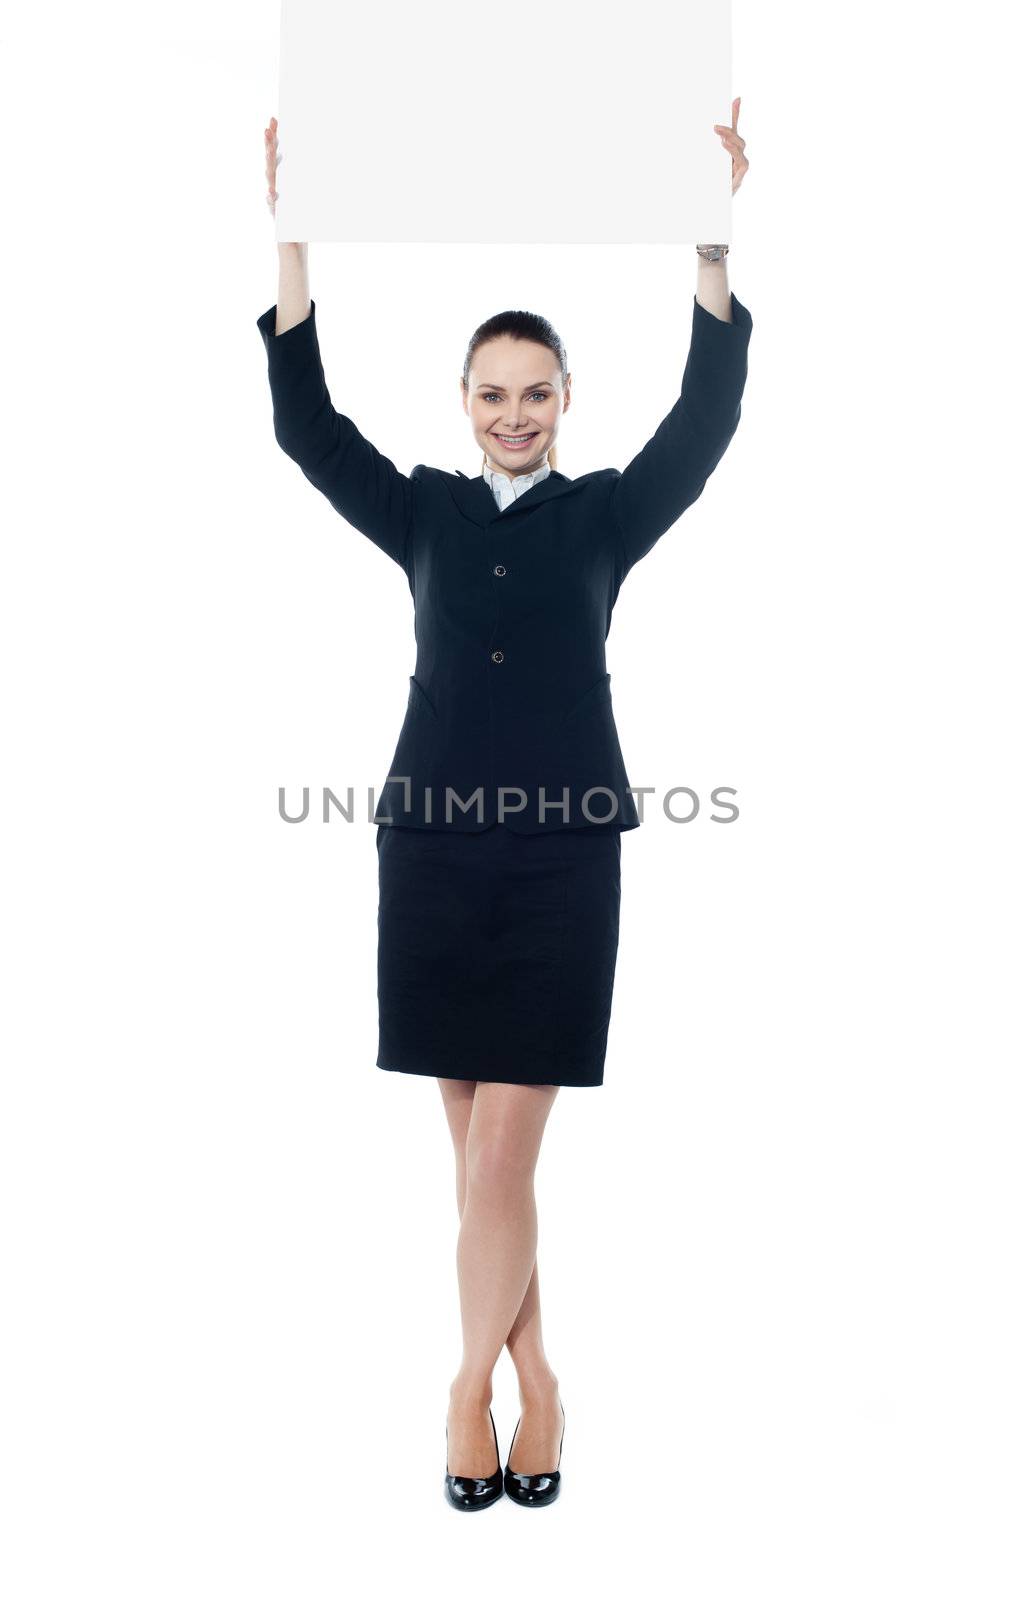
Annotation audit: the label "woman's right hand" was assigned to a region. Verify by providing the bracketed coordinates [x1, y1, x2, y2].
[265, 116, 307, 256]
[264, 116, 281, 217]
[265, 115, 309, 325]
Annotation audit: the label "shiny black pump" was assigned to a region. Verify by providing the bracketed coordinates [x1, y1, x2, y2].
[444, 1406, 504, 1511]
[503, 1401, 565, 1506]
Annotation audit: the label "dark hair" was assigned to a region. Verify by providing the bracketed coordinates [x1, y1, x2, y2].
[462, 310, 568, 473]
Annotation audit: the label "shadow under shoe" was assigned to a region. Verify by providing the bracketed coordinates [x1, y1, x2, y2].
[503, 1401, 565, 1507]
[444, 1406, 504, 1511]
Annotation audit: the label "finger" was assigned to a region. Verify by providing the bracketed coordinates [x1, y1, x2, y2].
[731, 96, 740, 132]
[714, 126, 745, 152]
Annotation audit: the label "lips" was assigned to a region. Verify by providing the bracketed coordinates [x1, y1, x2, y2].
[493, 431, 540, 450]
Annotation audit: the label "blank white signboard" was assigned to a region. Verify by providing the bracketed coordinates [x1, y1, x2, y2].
[274, 0, 733, 244]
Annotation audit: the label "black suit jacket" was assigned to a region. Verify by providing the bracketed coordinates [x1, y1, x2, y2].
[256, 292, 753, 832]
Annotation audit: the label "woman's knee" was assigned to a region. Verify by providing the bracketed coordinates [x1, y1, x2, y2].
[465, 1131, 536, 1198]
[465, 1114, 547, 1195]
[463, 1081, 558, 1195]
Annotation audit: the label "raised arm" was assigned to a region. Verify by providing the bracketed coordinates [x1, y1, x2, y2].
[258, 123, 415, 576]
[257, 294, 416, 575]
[610, 272, 753, 583]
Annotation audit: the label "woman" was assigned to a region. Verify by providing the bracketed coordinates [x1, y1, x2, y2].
[258, 103, 751, 1511]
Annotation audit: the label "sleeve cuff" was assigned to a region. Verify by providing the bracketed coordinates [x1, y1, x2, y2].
[256, 299, 320, 357]
[681, 290, 752, 425]
[692, 291, 753, 339]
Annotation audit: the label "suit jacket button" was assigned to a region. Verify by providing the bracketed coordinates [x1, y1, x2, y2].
[493, 564, 506, 577]
[491, 649, 504, 664]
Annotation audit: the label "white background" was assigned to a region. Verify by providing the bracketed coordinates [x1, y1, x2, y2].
[2, 2, 1008, 1595]
[274, 0, 732, 243]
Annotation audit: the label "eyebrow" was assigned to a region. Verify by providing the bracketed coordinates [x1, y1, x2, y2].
[476, 380, 556, 391]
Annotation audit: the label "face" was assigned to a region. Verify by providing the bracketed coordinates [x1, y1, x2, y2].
[461, 336, 571, 480]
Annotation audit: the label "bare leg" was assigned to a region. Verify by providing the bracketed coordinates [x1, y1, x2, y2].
[440, 1078, 562, 1393]
[437, 1077, 563, 1477]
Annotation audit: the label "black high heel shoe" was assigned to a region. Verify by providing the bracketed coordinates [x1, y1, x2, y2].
[503, 1401, 565, 1506]
[444, 1406, 504, 1510]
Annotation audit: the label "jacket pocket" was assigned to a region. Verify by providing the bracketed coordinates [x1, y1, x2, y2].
[562, 672, 612, 724]
[407, 674, 438, 720]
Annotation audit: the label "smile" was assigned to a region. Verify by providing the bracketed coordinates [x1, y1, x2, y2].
[493, 432, 539, 449]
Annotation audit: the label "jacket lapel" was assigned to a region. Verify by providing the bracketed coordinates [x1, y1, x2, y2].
[445, 469, 582, 529]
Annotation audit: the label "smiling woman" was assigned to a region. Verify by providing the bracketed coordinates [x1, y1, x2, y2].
[461, 307, 570, 478]
[258, 100, 753, 1511]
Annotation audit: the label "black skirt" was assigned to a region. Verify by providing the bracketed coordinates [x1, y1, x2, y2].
[375, 821, 622, 1088]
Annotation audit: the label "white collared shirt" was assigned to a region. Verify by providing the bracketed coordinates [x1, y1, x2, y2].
[482, 457, 551, 512]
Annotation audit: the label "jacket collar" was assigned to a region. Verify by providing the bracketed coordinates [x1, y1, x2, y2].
[446, 467, 581, 529]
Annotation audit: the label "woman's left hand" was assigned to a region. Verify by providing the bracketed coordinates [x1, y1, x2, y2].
[714, 97, 749, 195]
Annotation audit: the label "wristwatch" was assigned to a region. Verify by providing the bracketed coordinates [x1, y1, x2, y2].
[696, 243, 730, 262]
